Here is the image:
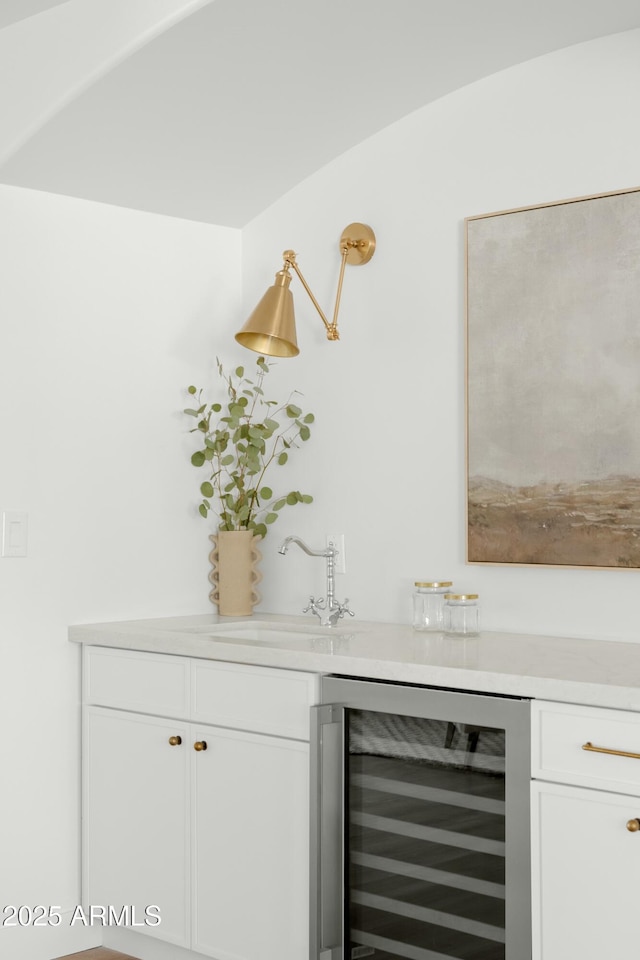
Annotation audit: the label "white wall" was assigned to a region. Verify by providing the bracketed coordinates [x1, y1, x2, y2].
[242, 29, 640, 643]
[0, 185, 240, 959]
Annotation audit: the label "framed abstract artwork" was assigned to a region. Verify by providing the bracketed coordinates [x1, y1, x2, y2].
[466, 186, 640, 568]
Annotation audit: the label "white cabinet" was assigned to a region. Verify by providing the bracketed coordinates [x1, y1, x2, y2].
[531, 700, 640, 960]
[532, 780, 640, 959]
[83, 646, 318, 960]
[84, 707, 191, 947]
[192, 725, 308, 960]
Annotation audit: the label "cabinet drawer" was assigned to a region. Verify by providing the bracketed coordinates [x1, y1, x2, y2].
[192, 660, 318, 740]
[532, 700, 640, 793]
[84, 646, 190, 718]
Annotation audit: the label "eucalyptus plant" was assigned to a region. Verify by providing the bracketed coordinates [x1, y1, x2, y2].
[184, 356, 314, 539]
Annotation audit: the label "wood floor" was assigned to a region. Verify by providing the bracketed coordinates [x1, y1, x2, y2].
[54, 949, 139, 960]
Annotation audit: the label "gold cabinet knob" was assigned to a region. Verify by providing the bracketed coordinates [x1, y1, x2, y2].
[194, 740, 208, 752]
[168, 735, 182, 746]
[626, 818, 640, 832]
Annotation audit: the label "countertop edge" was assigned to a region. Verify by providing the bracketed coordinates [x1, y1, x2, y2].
[68, 614, 640, 712]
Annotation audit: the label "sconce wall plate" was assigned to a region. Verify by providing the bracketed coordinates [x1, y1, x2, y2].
[340, 223, 376, 265]
[235, 222, 376, 358]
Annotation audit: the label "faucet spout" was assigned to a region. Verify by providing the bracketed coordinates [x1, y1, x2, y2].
[278, 535, 333, 558]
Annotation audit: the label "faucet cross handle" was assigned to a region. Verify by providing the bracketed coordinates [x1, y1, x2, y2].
[303, 596, 325, 616]
[328, 598, 355, 625]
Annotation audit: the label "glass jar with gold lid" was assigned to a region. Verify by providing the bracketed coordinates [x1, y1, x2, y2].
[444, 593, 480, 637]
[412, 581, 453, 632]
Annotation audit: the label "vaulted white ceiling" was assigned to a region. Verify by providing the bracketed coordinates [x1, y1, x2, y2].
[2, 0, 640, 227]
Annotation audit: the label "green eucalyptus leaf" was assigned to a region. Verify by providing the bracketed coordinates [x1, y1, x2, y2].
[185, 356, 316, 538]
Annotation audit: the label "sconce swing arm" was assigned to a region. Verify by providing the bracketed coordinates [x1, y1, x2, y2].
[282, 223, 375, 341]
[281, 249, 340, 340]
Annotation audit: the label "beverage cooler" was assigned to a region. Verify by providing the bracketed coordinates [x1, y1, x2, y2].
[311, 676, 531, 960]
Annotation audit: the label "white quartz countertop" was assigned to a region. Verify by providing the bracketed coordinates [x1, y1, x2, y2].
[68, 612, 640, 711]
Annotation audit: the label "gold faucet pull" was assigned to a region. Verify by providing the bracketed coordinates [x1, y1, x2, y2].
[168, 735, 182, 746]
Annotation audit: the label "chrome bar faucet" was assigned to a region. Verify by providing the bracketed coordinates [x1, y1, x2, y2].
[278, 535, 354, 627]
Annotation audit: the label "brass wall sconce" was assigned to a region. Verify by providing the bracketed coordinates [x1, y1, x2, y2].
[235, 222, 376, 358]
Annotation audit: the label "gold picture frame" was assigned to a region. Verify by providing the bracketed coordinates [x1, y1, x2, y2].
[466, 185, 640, 568]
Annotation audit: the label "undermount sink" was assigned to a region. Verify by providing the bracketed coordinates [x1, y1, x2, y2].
[180, 620, 329, 644]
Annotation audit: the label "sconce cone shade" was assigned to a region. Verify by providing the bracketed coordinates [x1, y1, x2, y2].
[235, 269, 299, 358]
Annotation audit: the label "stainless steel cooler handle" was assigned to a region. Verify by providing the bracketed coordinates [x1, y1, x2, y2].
[310, 703, 344, 960]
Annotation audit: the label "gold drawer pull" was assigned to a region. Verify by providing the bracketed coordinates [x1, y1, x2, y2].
[582, 741, 640, 760]
[626, 819, 640, 832]
[168, 735, 182, 746]
[194, 740, 208, 752]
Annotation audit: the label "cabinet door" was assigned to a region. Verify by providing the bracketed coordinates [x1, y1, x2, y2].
[532, 780, 640, 959]
[83, 706, 190, 947]
[192, 724, 309, 960]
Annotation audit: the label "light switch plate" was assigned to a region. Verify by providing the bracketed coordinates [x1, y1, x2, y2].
[2, 511, 28, 557]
